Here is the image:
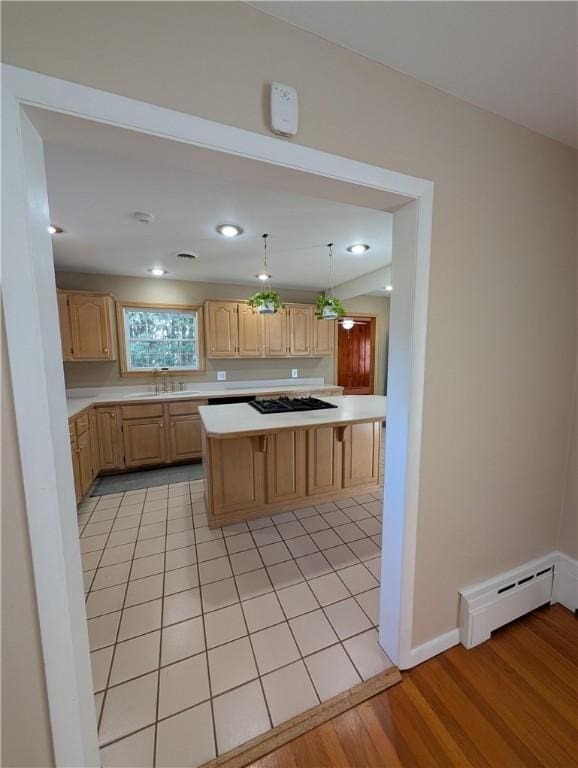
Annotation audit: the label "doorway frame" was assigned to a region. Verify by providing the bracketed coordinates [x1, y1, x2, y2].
[2, 64, 433, 766]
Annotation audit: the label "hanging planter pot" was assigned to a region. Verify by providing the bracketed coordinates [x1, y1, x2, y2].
[315, 293, 346, 320]
[247, 289, 284, 315]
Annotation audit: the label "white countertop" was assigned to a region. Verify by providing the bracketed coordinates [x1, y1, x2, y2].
[66, 382, 342, 418]
[198, 395, 386, 438]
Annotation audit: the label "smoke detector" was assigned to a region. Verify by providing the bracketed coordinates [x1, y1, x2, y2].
[133, 211, 155, 224]
[177, 252, 198, 260]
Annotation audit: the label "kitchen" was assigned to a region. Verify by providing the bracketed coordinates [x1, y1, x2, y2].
[41, 110, 395, 765]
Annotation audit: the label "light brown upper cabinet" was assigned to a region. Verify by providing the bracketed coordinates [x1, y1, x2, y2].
[288, 305, 313, 356]
[205, 301, 238, 357]
[237, 303, 264, 357]
[264, 308, 288, 356]
[312, 315, 335, 356]
[58, 290, 116, 361]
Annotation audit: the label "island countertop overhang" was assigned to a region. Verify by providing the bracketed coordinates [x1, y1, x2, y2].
[198, 395, 386, 438]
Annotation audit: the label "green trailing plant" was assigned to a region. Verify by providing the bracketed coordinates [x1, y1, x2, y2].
[315, 293, 346, 319]
[246, 288, 285, 313]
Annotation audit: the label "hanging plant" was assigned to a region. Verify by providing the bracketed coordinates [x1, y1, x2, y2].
[247, 288, 285, 315]
[315, 293, 345, 320]
[315, 242, 345, 320]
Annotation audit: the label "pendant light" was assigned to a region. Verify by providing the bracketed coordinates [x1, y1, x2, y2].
[257, 233, 271, 281]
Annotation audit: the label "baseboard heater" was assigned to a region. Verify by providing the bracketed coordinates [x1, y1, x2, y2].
[459, 553, 557, 648]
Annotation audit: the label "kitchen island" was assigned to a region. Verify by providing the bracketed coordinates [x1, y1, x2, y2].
[199, 395, 386, 528]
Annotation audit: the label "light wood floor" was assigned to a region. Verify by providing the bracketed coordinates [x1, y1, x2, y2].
[248, 604, 578, 768]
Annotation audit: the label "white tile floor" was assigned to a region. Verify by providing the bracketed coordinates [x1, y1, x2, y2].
[78, 479, 390, 768]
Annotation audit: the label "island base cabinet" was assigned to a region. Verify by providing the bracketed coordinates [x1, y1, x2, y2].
[206, 434, 266, 518]
[205, 420, 382, 527]
[343, 422, 381, 488]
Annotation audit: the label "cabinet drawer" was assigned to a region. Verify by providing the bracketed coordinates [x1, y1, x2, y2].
[168, 400, 207, 416]
[75, 413, 89, 436]
[121, 404, 164, 419]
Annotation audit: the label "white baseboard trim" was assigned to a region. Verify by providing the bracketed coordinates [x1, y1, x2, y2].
[552, 551, 578, 613]
[399, 628, 460, 669]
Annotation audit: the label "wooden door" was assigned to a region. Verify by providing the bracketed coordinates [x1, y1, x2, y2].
[208, 436, 265, 516]
[169, 415, 202, 461]
[312, 316, 335, 357]
[289, 305, 313, 356]
[69, 293, 114, 360]
[266, 430, 306, 504]
[96, 407, 124, 471]
[205, 301, 238, 357]
[57, 291, 74, 361]
[238, 303, 264, 357]
[307, 426, 343, 495]
[337, 318, 376, 394]
[123, 417, 167, 468]
[263, 308, 288, 356]
[343, 421, 381, 488]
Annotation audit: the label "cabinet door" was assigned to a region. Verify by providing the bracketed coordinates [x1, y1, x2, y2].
[266, 430, 306, 504]
[237, 303, 264, 357]
[307, 426, 343, 495]
[89, 409, 100, 479]
[209, 436, 265, 516]
[312, 316, 335, 357]
[123, 417, 167, 468]
[343, 422, 381, 488]
[169, 415, 202, 461]
[57, 291, 74, 361]
[264, 309, 288, 356]
[69, 293, 114, 360]
[96, 407, 124, 471]
[289, 306, 313, 356]
[70, 423, 82, 504]
[205, 301, 238, 357]
[78, 429, 94, 497]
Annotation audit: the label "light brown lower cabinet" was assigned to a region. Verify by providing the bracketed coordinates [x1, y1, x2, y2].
[169, 415, 203, 462]
[123, 417, 167, 468]
[96, 407, 124, 471]
[204, 420, 382, 526]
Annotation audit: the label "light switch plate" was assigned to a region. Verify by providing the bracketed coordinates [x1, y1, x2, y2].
[217, 371, 226, 381]
[291, 369, 298, 378]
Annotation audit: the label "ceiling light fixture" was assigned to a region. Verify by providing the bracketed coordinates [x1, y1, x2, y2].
[148, 267, 167, 277]
[342, 319, 355, 330]
[48, 225, 63, 235]
[347, 243, 370, 255]
[385, 284, 393, 292]
[216, 224, 243, 238]
[133, 211, 155, 224]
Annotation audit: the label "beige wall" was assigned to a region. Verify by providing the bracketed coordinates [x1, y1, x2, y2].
[4, 2, 577, 646]
[1, 316, 55, 768]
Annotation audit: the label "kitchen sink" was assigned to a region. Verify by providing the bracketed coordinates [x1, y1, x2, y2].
[122, 391, 202, 399]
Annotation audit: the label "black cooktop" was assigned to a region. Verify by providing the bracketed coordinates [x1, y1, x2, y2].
[249, 396, 338, 414]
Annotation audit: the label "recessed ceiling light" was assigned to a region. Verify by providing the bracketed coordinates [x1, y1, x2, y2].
[134, 211, 155, 224]
[148, 267, 167, 277]
[177, 252, 198, 260]
[216, 224, 243, 238]
[347, 243, 370, 255]
[48, 225, 63, 235]
[385, 284, 393, 292]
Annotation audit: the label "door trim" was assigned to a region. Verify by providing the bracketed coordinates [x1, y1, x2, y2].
[2, 63, 433, 763]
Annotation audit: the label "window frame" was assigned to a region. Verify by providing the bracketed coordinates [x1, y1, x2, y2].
[116, 301, 205, 376]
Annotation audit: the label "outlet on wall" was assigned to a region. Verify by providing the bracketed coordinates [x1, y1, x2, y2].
[217, 371, 227, 381]
[291, 369, 298, 378]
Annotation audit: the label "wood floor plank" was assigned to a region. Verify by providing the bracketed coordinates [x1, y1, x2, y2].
[247, 605, 578, 768]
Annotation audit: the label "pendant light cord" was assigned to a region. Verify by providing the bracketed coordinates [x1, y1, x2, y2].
[262, 233, 269, 277]
[327, 242, 334, 296]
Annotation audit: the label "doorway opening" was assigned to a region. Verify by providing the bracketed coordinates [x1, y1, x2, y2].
[4, 63, 433, 767]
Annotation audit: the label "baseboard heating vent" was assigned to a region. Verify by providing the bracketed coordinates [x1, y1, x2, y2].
[459, 555, 556, 649]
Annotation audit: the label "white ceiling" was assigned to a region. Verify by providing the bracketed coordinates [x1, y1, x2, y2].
[29, 108, 403, 291]
[249, 1, 578, 148]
